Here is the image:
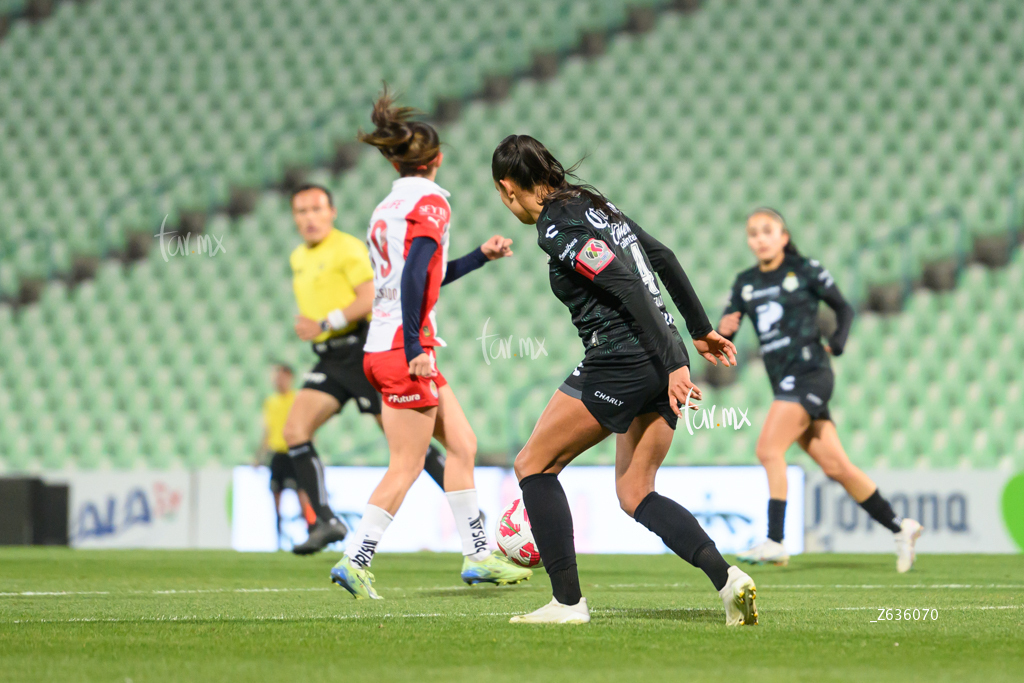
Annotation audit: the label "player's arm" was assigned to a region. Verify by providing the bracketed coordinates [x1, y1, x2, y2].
[629, 220, 711, 337]
[441, 235, 513, 286]
[542, 223, 686, 372]
[319, 280, 373, 334]
[321, 239, 376, 333]
[805, 259, 854, 356]
[630, 220, 735, 366]
[402, 237, 437, 374]
[717, 276, 746, 341]
[401, 194, 449, 375]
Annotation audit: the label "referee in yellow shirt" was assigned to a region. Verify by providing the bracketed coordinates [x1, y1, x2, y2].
[283, 183, 447, 554]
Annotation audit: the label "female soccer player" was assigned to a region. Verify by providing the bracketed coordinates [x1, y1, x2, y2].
[329, 90, 532, 598]
[284, 182, 451, 555]
[719, 208, 922, 571]
[491, 134, 758, 626]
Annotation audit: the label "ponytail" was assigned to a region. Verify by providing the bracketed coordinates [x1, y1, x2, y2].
[748, 206, 800, 256]
[358, 84, 441, 176]
[491, 134, 618, 217]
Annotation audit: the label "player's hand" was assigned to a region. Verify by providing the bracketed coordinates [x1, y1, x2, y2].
[718, 312, 742, 337]
[667, 365, 701, 417]
[295, 315, 322, 341]
[408, 353, 434, 377]
[481, 235, 513, 260]
[693, 330, 738, 367]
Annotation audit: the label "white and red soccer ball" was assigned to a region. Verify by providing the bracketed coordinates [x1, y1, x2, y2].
[496, 498, 542, 568]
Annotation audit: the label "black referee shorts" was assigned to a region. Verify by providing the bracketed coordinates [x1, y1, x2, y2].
[559, 354, 678, 434]
[302, 323, 381, 415]
[772, 366, 834, 422]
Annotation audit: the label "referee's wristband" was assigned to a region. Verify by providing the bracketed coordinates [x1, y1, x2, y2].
[324, 309, 349, 331]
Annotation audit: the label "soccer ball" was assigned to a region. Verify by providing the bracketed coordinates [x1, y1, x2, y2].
[496, 498, 542, 568]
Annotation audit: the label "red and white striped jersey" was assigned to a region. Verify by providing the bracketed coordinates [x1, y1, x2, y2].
[364, 176, 451, 353]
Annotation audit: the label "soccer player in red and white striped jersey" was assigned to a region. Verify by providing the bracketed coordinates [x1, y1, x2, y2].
[329, 88, 532, 598]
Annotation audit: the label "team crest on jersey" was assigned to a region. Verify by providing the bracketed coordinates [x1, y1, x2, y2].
[574, 238, 615, 280]
[741, 284, 754, 301]
[782, 272, 799, 292]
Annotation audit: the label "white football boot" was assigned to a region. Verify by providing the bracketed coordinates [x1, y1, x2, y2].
[510, 597, 590, 624]
[719, 566, 759, 626]
[894, 518, 923, 573]
[736, 539, 789, 566]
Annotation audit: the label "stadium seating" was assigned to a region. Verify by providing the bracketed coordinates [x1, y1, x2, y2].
[0, 0, 662, 294]
[1, 0, 1022, 472]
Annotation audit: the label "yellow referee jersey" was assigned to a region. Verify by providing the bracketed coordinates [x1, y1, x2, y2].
[290, 228, 374, 343]
[262, 390, 296, 454]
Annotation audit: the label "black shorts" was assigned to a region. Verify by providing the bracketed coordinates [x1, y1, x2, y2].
[269, 451, 297, 494]
[302, 324, 381, 415]
[559, 354, 677, 434]
[772, 366, 834, 421]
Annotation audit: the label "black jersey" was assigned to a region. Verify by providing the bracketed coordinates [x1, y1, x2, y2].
[723, 253, 854, 385]
[537, 195, 712, 373]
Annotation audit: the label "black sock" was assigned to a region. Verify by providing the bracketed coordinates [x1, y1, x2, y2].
[859, 489, 903, 533]
[520, 473, 582, 606]
[767, 498, 787, 543]
[634, 492, 731, 591]
[423, 444, 446, 490]
[287, 442, 336, 523]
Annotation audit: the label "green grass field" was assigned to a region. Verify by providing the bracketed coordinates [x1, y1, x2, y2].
[1, 549, 1021, 682]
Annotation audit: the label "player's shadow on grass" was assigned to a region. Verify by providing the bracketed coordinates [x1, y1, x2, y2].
[598, 607, 721, 623]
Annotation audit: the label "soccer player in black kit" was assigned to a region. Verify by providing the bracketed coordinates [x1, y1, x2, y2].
[492, 134, 758, 625]
[719, 208, 922, 572]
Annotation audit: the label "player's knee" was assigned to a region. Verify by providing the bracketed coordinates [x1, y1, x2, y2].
[513, 448, 539, 481]
[282, 418, 309, 447]
[616, 486, 649, 518]
[755, 444, 783, 466]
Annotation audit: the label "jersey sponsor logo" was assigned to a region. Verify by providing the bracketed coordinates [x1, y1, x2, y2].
[802, 345, 812, 361]
[559, 237, 579, 260]
[357, 397, 372, 409]
[416, 201, 450, 223]
[585, 208, 610, 229]
[594, 390, 624, 406]
[303, 372, 327, 384]
[755, 301, 784, 333]
[806, 393, 823, 405]
[387, 393, 422, 404]
[779, 375, 796, 392]
[574, 238, 615, 280]
[545, 224, 558, 239]
[429, 380, 438, 398]
[782, 272, 799, 292]
[741, 284, 754, 301]
[816, 268, 835, 288]
[762, 336, 792, 353]
[750, 285, 781, 300]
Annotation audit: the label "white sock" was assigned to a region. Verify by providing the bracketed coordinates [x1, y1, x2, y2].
[345, 504, 393, 569]
[446, 489, 490, 561]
